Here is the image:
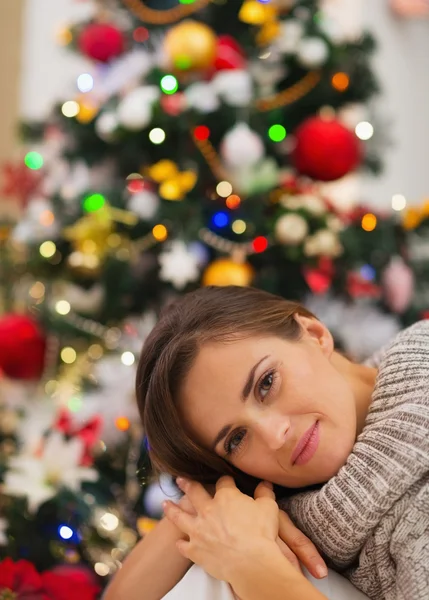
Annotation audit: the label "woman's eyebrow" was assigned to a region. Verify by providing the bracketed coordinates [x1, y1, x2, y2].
[241, 355, 270, 401]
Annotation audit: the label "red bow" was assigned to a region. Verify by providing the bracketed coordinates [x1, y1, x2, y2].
[54, 409, 103, 466]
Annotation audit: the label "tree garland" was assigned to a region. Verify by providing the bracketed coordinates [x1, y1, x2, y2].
[120, 0, 211, 25]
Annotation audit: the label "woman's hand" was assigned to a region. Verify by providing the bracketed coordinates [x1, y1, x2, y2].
[177, 482, 327, 580]
[163, 476, 281, 583]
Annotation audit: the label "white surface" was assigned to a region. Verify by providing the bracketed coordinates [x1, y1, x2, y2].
[361, 0, 429, 208]
[163, 564, 370, 600]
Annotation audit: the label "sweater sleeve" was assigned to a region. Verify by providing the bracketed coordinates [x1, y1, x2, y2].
[390, 486, 429, 600]
[280, 322, 429, 569]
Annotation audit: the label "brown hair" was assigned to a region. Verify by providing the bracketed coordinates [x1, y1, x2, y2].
[136, 286, 316, 493]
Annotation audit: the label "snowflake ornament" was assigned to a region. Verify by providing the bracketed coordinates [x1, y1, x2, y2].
[159, 240, 200, 290]
[3, 432, 98, 512]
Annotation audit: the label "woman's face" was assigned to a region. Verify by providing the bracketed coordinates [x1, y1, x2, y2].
[179, 317, 358, 488]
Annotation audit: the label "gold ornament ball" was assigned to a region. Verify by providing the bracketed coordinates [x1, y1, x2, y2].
[163, 20, 217, 72]
[203, 259, 254, 287]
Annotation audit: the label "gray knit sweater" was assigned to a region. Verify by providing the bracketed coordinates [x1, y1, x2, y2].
[280, 321, 429, 600]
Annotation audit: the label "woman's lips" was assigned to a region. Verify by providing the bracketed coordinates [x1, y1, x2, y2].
[291, 421, 320, 466]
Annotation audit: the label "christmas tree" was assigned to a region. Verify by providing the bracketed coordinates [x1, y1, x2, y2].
[0, 0, 418, 595]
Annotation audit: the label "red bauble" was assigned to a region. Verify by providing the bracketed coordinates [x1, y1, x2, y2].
[214, 35, 246, 71]
[78, 23, 125, 63]
[0, 314, 46, 380]
[292, 117, 362, 182]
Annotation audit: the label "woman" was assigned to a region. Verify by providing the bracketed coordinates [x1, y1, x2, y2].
[107, 286, 429, 599]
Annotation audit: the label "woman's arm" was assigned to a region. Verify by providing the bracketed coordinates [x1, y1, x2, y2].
[103, 512, 191, 600]
[229, 542, 328, 600]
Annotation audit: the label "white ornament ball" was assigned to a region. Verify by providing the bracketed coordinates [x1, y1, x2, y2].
[297, 37, 329, 69]
[143, 474, 181, 518]
[128, 190, 160, 221]
[96, 112, 119, 141]
[117, 86, 159, 131]
[213, 70, 253, 107]
[301, 195, 326, 216]
[305, 229, 342, 257]
[185, 82, 219, 113]
[277, 20, 304, 54]
[275, 213, 308, 246]
[221, 123, 264, 169]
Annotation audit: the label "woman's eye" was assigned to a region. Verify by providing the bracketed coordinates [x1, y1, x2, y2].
[259, 371, 274, 399]
[225, 430, 246, 456]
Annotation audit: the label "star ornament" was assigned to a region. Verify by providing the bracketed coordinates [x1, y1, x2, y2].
[1, 161, 43, 208]
[159, 240, 200, 290]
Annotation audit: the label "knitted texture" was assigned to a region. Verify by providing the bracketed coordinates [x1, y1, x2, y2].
[280, 321, 429, 600]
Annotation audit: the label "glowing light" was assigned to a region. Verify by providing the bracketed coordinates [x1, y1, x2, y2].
[94, 563, 110, 577]
[40, 241, 56, 258]
[232, 219, 246, 234]
[194, 125, 210, 141]
[361, 213, 377, 232]
[149, 128, 166, 144]
[360, 264, 376, 281]
[62, 100, 80, 118]
[252, 236, 268, 253]
[268, 124, 287, 142]
[45, 380, 58, 395]
[226, 194, 241, 209]
[55, 300, 71, 315]
[25, 151, 44, 170]
[100, 512, 120, 531]
[160, 75, 179, 95]
[216, 181, 233, 198]
[29, 282, 45, 299]
[355, 121, 374, 141]
[68, 396, 82, 413]
[56, 26, 73, 46]
[59, 525, 73, 540]
[115, 416, 130, 431]
[179, 0, 197, 4]
[152, 224, 168, 241]
[61, 347, 77, 364]
[121, 351, 135, 366]
[133, 27, 149, 43]
[40, 210, 54, 226]
[332, 72, 350, 92]
[88, 344, 103, 360]
[83, 193, 106, 212]
[392, 194, 407, 211]
[212, 212, 229, 228]
[77, 73, 94, 93]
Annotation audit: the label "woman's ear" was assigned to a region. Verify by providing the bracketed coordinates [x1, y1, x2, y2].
[294, 314, 334, 357]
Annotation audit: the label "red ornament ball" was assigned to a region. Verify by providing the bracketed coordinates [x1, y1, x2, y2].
[0, 314, 46, 380]
[292, 117, 362, 182]
[78, 23, 125, 63]
[214, 35, 246, 71]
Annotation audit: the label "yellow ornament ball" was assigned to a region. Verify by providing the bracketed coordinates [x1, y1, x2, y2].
[163, 20, 217, 72]
[203, 259, 254, 288]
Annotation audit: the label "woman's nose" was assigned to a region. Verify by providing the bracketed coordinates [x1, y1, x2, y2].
[254, 412, 290, 451]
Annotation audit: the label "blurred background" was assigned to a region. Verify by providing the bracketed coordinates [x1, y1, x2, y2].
[0, 0, 428, 596]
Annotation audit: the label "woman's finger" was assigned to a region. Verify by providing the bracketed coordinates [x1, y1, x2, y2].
[176, 539, 192, 561]
[254, 481, 275, 501]
[215, 475, 237, 491]
[276, 537, 302, 573]
[163, 500, 195, 535]
[177, 478, 212, 511]
[278, 510, 327, 579]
